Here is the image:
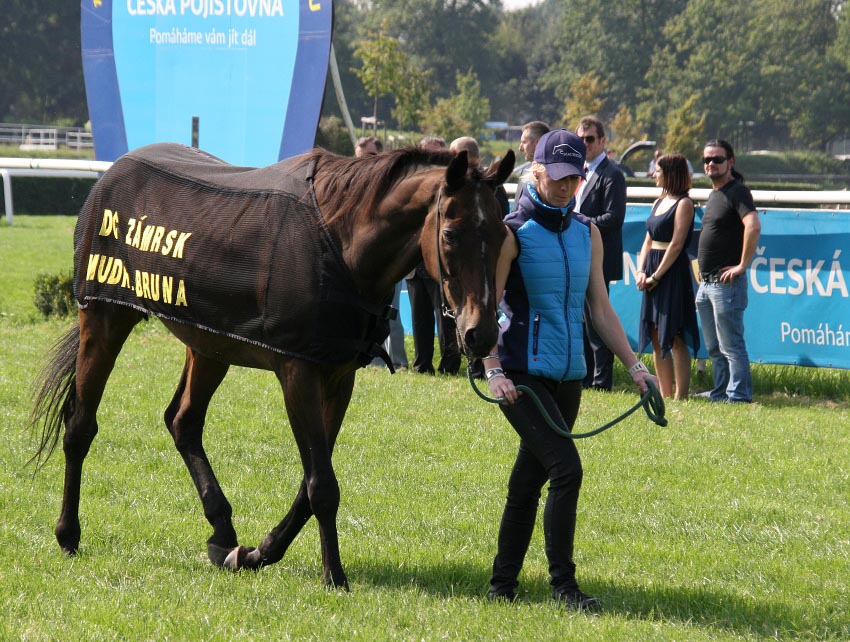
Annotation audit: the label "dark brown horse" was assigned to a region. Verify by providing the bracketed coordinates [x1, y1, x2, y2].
[31, 143, 514, 589]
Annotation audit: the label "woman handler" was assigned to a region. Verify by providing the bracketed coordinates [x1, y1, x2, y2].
[484, 129, 657, 609]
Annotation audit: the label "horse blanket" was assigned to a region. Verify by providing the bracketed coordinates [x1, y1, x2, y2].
[74, 143, 392, 365]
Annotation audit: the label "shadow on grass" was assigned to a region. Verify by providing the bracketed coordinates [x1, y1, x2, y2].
[350, 559, 846, 639]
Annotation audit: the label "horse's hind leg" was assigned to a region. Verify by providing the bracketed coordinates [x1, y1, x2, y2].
[56, 304, 141, 554]
[163, 349, 235, 566]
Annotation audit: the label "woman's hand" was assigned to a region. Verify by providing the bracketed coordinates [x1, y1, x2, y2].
[488, 373, 519, 404]
[642, 273, 660, 291]
[628, 364, 658, 394]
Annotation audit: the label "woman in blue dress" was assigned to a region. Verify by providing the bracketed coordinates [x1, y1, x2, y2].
[636, 153, 700, 399]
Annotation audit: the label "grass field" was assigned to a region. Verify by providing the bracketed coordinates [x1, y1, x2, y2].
[1, 216, 848, 641]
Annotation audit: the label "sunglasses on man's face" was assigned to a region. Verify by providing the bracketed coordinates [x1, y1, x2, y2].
[581, 135, 596, 144]
[703, 156, 727, 165]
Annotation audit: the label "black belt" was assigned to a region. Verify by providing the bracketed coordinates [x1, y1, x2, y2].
[700, 272, 723, 283]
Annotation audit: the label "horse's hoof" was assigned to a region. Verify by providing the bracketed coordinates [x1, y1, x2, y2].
[60, 545, 79, 557]
[323, 574, 350, 591]
[207, 542, 234, 567]
[222, 545, 257, 571]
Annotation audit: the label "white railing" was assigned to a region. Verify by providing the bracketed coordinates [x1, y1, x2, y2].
[504, 183, 850, 207]
[3, 165, 849, 227]
[0, 158, 113, 225]
[0, 123, 91, 151]
[65, 131, 94, 150]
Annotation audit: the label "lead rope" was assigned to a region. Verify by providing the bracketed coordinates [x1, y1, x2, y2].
[467, 365, 668, 438]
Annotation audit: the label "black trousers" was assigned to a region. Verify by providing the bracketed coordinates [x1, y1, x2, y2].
[405, 275, 460, 374]
[490, 373, 584, 595]
[583, 281, 614, 390]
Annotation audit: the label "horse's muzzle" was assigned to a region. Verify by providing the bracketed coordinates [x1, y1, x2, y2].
[458, 316, 499, 359]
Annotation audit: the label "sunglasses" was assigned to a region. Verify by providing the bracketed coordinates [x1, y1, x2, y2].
[581, 135, 596, 144]
[703, 156, 727, 165]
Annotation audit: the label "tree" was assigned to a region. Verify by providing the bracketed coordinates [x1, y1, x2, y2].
[662, 94, 706, 161]
[420, 70, 490, 141]
[391, 66, 432, 131]
[561, 74, 607, 131]
[543, 0, 688, 127]
[0, 1, 87, 123]
[364, 0, 502, 104]
[608, 105, 648, 155]
[319, 0, 373, 128]
[749, 0, 848, 148]
[352, 23, 410, 132]
[488, 0, 563, 124]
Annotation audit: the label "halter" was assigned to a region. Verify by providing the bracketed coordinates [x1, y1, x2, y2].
[433, 189, 457, 319]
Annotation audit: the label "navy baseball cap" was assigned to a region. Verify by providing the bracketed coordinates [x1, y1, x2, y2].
[533, 129, 586, 180]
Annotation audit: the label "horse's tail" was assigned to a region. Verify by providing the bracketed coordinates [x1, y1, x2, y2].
[29, 323, 81, 468]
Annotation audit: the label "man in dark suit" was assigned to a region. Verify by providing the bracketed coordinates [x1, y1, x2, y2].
[574, 116, 627, 390]
[405, 135, 462, 375]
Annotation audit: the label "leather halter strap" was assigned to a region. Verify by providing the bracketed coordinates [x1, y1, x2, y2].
[433, 189, 457, 319]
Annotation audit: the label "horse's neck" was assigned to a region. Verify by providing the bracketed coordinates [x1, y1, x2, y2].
[340, 172, 438, 302]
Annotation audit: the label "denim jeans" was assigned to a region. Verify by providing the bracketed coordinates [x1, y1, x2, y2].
[695, 276, 752, 402]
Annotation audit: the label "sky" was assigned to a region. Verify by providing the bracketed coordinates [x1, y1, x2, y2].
[503, 0, 541, 10]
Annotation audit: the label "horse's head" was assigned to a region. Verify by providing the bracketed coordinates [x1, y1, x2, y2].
[421, 149, 515, 358]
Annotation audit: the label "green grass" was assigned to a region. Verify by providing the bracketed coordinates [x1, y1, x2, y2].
[0, 215, 77, 321]
[1, 216, 849, 641]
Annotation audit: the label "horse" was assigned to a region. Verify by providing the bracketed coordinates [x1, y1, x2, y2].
[30, 142, 514, 589]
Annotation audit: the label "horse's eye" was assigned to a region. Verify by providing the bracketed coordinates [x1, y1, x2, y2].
[442, 229, 459, 246]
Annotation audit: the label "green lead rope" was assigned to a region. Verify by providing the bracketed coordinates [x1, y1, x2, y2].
[467, 365, 668, 439]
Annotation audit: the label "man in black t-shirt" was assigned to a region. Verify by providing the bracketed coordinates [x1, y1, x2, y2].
[695, 140, 761, 403]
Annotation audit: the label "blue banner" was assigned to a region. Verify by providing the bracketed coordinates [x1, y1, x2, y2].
[612, 204, 850, 369]
[397, 204, 850, 369]
[81, 0, 333, 165]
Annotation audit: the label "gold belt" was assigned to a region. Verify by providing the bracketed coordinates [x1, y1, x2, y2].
[651, 240, 670, 250]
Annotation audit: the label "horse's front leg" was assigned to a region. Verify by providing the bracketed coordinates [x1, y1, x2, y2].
[231, 362, 355, 589]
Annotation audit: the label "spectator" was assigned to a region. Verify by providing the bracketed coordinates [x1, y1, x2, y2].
[574, 116, 627, 391]
[694, 139, 760, 403]
[358, 135, 406, 370]
[355, 136, 382, 157]
[420, 135, 446, 150]
[636, 153, 700, 399]
[405, 135, 461, 375]
[514, 121, 550, 208]
[649, 149, 694, 177]
[483, 129, 657, 609]
[450, 136, 509, 218]
[647, 149, 662, 177]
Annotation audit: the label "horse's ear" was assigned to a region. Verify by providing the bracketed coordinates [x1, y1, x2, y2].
[484, 149, 516, 187]
[445, 150, 469, 192]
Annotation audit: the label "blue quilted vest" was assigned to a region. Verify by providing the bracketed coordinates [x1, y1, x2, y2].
[500, 185, 591, 381]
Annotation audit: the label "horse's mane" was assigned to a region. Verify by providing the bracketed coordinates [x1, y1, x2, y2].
[304, 147, 460, 228]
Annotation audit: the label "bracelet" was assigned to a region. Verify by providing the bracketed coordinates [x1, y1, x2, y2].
[637, 269, 645, 275]
[627, 361, 649, 376]
[486, 367, 505, 381]
[651, 272, 661, 281]
[483, 353, 500, 360]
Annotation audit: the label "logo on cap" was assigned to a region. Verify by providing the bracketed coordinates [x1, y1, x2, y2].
[553, 143, 583, 161]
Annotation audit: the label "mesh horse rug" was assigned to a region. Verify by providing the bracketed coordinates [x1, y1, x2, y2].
[74, 143, 391, 365]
